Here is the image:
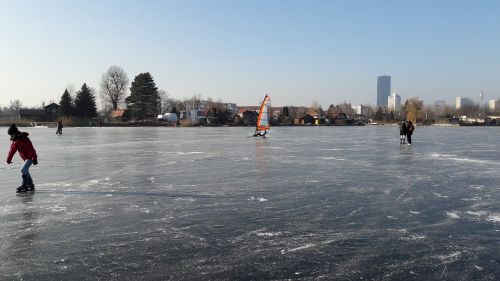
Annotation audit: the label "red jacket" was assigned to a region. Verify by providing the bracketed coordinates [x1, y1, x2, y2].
[7, 132, 37, 162]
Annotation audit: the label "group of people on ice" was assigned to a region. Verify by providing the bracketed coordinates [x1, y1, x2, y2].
[399, 121, 415, 145]
[6, 120, 415, 194]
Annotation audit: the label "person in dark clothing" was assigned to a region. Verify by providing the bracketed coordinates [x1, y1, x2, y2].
[399, 121, 408, 144]
[253, 130, 267, 137]
[6, 124, 38, 193]
[56, 120, 63, 135]
[406, 121, 415, 146]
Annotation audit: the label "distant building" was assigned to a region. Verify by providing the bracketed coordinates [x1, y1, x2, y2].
[377, 75, 391, 107]
[352, 104, 370, 116]
[224, 103, 238, 117]
[489, 99, 500, 111]
[110, 109, 127, 122]
[455, 97, 474, 109]
[387, 91, 401, 111]
[434, 100, 446, 108]
[19, 103, 59, 121]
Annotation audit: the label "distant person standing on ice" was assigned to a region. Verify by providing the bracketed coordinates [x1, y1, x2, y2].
[406, 121, 415, 146]
[6, 124, 38, 193]
[399, 121, 408, 144]
[56, 120, 63, 135]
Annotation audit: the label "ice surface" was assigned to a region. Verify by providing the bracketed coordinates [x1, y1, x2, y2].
[0, 126, 499, 280]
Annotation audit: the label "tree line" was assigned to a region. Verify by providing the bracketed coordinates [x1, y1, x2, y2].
[2, 64, 498, 124]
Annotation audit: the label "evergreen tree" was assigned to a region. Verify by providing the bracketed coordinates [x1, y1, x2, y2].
[74, 83, 97, 118]
[59, 89, 74, 116]
[126, 72, 160, 120]
[282, 106, 289, 117]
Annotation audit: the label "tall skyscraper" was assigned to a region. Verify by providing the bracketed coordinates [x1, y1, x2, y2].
[377, 75, 391, 107]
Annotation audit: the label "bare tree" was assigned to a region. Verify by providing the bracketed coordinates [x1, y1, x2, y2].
[158, 89, 171, 114]
[100, 65, 129, 110]
[183, 94, 203, 110]
[9, 99, 23, 119]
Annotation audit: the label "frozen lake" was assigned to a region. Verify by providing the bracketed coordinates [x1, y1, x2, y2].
[0, 126, 499, 280]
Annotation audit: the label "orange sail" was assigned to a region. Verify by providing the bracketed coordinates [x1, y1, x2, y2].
[255, 94, 271, 132]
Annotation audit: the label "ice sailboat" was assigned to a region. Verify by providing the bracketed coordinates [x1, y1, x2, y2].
[253, 94, 271, 137]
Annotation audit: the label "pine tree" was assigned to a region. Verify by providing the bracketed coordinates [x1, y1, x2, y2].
[59, 89, 74, 116]
[74, 83, 97, 119]
[126, 72, 160, 120]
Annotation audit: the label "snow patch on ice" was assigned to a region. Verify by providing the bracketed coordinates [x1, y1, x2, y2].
[462, 197, 481, 201]
[466, 211, 487, 216]
[437, 251, 463, 263]
[445, 211, 460, 219]
[249, 196, 267, 202]
[256, 232, 282, 237]
[433, 192, 449, 198]
[319, 157, 346, 161]
[429, 153, 457, 158]
[486, 214, 500, 222]
[50, 206, 67, 212]
[282, 243, 316, 253]
[401, 234, 426, 241]
[177, 151, 204, 155]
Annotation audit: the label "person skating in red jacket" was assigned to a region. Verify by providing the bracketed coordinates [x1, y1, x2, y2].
[6, 124, 38, 193]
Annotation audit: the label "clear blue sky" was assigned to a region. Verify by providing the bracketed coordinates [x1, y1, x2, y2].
[1, 0, 499, 108]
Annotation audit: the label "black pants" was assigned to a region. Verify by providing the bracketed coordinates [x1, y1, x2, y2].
[407, 133, 412, 144]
